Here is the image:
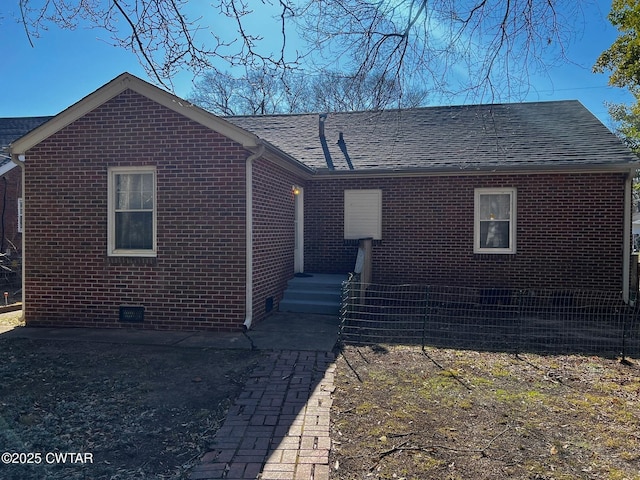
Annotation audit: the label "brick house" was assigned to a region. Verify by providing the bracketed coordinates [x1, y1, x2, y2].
[0, 117, 51, 258]
[9, 73, 639, 331]
[0, 117, 51, 298]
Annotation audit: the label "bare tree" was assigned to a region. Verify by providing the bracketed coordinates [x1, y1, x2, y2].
[188, 69, 429, 115]
[14, 0, 583, 101]
[305, 70, 429, 112]
[189, 68, 291, 115]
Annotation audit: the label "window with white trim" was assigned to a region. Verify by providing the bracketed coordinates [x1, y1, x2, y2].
[108, 167, 156, 256]
[344, 189, 382, 240]
[17, 198, 23, 233]
[474, 188, 516, 254]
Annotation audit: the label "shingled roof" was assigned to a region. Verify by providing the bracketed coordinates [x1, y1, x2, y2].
[0, 116, 53, 150]
[4, 84, 637, 176]
[0, 116, 53, 169]
[228, 101, 638, 173]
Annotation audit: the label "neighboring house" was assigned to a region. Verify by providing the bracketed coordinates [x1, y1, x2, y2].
[8, 73, 639, 331]
[0, 117, 51, 258]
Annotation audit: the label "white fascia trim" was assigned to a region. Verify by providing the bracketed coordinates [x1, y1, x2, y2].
[310, 164, 640, 179]
[0, 161, 17, 176]
[10, 72, 263, 154]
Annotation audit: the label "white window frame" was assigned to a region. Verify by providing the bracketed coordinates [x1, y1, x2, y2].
[17, 198, 23, 233]
[474, 188, 516, 254]
[107, 166, 157, 257]
[344, 189, 382, 240]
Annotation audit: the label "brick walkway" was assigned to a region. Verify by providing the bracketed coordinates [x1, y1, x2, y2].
[189, 351, 336, 480]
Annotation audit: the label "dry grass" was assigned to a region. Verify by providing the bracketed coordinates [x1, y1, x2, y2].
[330, 345, 640, 480]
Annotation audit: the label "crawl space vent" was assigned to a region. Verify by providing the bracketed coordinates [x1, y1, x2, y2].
[119, 306, 145, 323]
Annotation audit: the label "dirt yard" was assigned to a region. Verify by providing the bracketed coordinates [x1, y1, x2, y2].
[3, 310, 640, 480]
[330, 345, 640, 480]
[0, 312, 261, 480]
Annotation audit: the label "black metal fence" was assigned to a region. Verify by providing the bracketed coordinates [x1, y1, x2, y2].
[339, 277, 640, 357]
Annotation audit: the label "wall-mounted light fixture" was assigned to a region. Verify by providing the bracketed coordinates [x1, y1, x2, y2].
[292, 185, 301, 196]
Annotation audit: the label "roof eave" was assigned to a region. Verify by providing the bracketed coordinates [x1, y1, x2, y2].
[255, 141, 316, 178]
[311, 161, 640, 178]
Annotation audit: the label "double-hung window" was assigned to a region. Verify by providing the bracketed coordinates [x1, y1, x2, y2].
[108, 167, 156, 256]
[474, 188, 516, 254]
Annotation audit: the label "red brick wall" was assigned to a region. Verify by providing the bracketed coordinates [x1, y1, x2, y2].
[252, 158, 307, 322]
[24, 90, 251, 330]
[21, 88, 630, 330]
[304, 173, 627, 291]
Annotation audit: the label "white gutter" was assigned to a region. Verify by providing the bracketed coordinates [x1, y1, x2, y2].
[243, 145, 265, 331]
[623, 170, 633, 303]
[11, 154, 26, 316]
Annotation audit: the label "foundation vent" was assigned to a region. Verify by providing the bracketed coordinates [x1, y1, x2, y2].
[119, 305, 145, 323]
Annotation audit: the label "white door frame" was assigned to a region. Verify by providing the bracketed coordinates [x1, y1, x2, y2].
[294, 187, 304, 273]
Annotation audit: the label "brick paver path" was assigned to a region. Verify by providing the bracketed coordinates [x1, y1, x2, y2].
[189, 351, 336, 480]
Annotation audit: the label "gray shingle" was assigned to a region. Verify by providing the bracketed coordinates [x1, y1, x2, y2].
[0, 116, 52, 168]
[0, 117, 53, 149]
[227, 101, 638, 172]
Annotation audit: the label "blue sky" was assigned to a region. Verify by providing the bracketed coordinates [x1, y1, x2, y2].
[0, 0, 633, 127]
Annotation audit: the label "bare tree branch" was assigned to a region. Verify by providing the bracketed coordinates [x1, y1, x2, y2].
[13, 0, 581, 103]
[112, 0, 165, 87]
[19, 0, 35, 47]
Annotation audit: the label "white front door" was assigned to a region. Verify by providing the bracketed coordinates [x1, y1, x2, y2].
[294, 187, 304, 273]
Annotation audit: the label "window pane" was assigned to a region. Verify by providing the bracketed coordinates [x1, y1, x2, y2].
[480, 220, 510, 249]
[116, 192, 129, 210]
[115, 174, 132, 209]
[115, 173, 153, 210]
[479, 194, 510, 221]
[142, 191, 153, 209]
[115, 212, 153, 249]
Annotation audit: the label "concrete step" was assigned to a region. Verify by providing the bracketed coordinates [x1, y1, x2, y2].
[279, 273, 347, 315]
[286, 273, 347, 290]
[282, 288, 341, 303]
[279, 298, 341, 315]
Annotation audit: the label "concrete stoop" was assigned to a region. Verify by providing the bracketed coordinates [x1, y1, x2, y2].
[279, 274, 346, 316]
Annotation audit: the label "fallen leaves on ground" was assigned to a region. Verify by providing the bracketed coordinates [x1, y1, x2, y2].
[330, 345, 640, 480]
[0, 333, 261, 480]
